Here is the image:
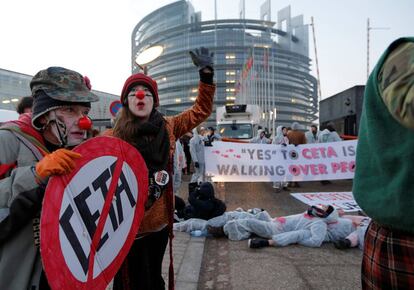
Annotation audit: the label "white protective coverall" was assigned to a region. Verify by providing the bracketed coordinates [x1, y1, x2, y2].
[190, 128, 206, 183]
[318, 129, 342, 143]
[173, 209, 272, 233]
[173, 140, 186, 195]
[223, 209, 341, 247]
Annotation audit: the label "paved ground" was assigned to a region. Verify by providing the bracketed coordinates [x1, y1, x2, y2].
[163, 177, 362, 290]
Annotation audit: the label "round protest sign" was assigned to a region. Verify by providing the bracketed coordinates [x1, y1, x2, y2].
[40, 136, 148, 290]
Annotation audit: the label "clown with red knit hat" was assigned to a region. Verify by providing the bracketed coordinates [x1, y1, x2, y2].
[110, 47, 216, 290]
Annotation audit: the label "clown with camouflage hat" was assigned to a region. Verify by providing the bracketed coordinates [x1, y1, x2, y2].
[0, 66, 98, 289]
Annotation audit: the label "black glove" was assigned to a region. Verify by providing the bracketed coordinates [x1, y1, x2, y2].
[194, 162, 199, 168]
[190, 47, 214, 84]
[189, 47, 214, 70]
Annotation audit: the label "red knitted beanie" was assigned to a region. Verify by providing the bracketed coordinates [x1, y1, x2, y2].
[120, 73, 159, 107]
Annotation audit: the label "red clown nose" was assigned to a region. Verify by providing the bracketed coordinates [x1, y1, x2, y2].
[78, 116, 92, 130]
[135, 90, 146, 100]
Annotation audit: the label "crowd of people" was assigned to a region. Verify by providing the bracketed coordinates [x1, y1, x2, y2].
[173, 118, 342, 193]
[247, 121, 343, 190]
[0, 37, 413, 290]
[174, 37, 414, 290]
[250, 121, 342, 147]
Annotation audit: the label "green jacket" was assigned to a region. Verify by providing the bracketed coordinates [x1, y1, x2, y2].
[353, 37, 414, 233]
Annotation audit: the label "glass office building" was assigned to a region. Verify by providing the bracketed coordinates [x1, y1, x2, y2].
[0, 68, 119, 121]
[132, 0, 318, 129]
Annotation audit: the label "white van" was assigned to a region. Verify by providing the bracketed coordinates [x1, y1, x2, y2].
[216, 104, 262, 141]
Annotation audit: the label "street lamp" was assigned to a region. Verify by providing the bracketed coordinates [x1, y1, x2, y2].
[135, 45, 164, 75]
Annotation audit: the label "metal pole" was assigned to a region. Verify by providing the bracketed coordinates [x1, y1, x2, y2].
[311, 16, 322, 101]
[366, 18, 390, 80]
[214, 0, 217, 48]
[273, 108, 276, 139]
[272, 47, 274, 117]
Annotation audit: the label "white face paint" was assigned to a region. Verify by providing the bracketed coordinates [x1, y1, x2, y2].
[43, 105, 90, 147]
[127, 85, 154, 122]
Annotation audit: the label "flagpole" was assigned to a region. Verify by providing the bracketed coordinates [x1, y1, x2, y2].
[272, 45, 276, 130]
[264, 47, 268, 130]
[264, 62, 266, 126]
[253, 46, 256, 107]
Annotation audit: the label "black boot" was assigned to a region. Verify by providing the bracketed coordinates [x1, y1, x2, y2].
[207, 225, 225, 238]
[334, 239, 351, 249]
[248, 238, 270, 249]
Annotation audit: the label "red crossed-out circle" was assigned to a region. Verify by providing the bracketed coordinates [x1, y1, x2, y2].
[109, 100, 122, 117]
[41, 136, 148, 290]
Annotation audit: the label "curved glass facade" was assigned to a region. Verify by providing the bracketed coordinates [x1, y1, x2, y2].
[132, 1, 318, 129]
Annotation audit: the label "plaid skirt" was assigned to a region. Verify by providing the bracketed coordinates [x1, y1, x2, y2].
[362, 221, 414, 289]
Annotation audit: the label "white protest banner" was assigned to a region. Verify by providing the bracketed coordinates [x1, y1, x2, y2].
[290, 192, 361, 212]
[41, 136, 148, 290]
[205, 140, 357, 182]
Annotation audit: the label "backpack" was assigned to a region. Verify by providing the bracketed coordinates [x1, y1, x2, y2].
[210, 198, 226, 218]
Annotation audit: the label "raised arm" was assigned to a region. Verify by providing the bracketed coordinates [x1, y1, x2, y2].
[168, 47, 216, 138]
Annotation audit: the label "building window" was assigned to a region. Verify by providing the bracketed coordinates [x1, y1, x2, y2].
[226, 70, 236, 76]
[292, 115, 305, 121]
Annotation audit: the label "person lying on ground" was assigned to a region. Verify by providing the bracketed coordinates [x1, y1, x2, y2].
[206, 205, 355, 248]
[175, 205, 365, 250]
[173, 207, 271, 233]
[176, 205, 350, 246]
[248, 206, 363, 249]
[228, 205, 341, 247]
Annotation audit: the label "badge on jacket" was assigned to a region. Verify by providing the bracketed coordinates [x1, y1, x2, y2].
[154, 170, 169, 186]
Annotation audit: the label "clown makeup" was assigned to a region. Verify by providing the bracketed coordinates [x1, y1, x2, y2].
[42, 105, 90, 147]
[127, 84, 154, 122]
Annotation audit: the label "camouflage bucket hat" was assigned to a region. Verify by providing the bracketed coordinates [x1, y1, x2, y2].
[30, 66, 99, 103]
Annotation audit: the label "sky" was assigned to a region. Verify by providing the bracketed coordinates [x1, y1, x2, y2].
[0, 0, 412, 99]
